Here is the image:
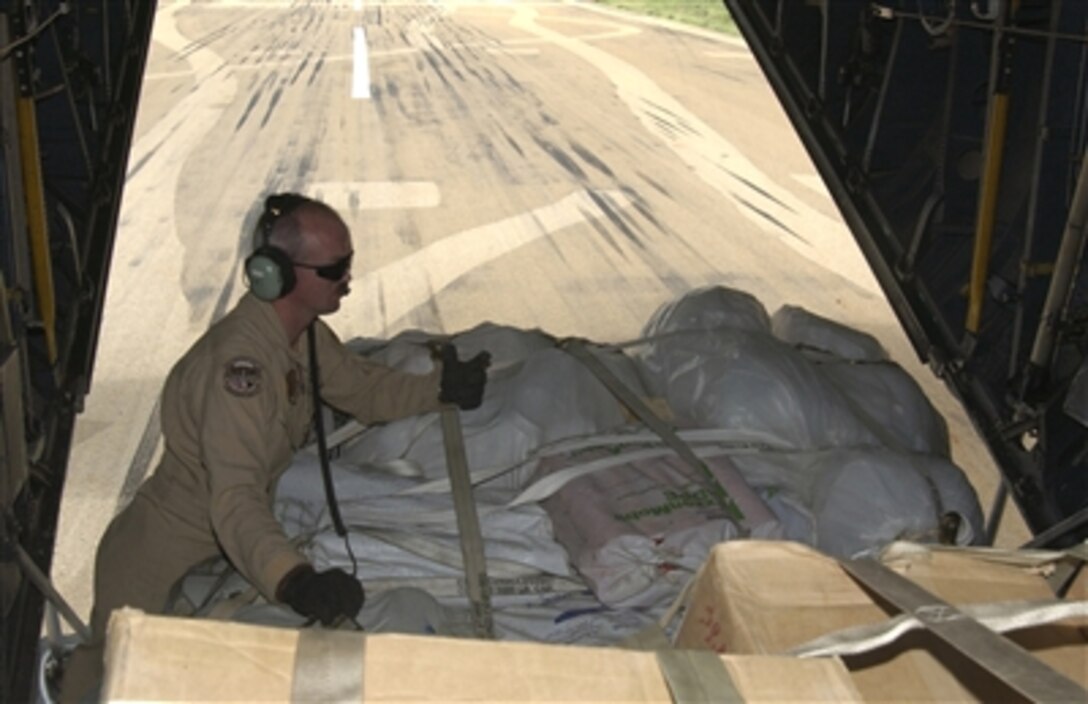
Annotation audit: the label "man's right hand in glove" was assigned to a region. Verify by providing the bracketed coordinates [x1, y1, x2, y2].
[438, 343, 491, 410]
[276, 564, 364, 626]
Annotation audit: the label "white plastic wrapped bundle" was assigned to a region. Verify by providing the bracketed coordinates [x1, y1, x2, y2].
[911, 452, 986, 543]
[347, 329, 436, 374]
[819, 360, 951, 456]
[770, 305, 888, 361]
[492, 590, 666, 645]
[360, 587, 474, 636]
[637, 286, 769, 399]
[728, 452, 817, 544]
[642, 285, 771, 338]
[727, 448, 983, 559]
[809, 451, 941, 558]
[339, 347, 638, 490]
[304, 507, 569, 582]
[348, 323, 557, 375]
[532, 449, 781, 607]
[505, 348, 637, 445]
[451, 321, 557, 373]
[639, 327, 881, 449]
[806, 449, 983, 558]
[335, 373, 536, 486]
[274, 456, 574, 584]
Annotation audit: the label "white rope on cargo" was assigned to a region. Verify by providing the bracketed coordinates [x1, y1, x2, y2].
[396, 428, 797, 497]
[787, 598, 1088, 659]
[339, 527, 547, 580]
[362, 574, 586, 601]
[507, 444, 768, 508]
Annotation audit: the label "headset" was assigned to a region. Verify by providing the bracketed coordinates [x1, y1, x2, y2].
[244, 193, 309, 301]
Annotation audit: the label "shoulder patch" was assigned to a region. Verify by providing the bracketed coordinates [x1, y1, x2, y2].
[224, 357, 263, 397]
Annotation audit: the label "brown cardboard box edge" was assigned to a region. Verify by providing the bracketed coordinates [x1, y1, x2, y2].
[102, 607, 863, 702]
[674, 540, 1087, 702]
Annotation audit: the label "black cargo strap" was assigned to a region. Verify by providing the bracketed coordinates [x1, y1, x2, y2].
[291, 628, 366, 702]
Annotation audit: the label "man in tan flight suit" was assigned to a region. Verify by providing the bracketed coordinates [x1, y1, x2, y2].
[60, 193, 489, 701]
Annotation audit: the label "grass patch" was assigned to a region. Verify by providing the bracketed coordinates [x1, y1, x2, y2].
[591, 0, 738, 35]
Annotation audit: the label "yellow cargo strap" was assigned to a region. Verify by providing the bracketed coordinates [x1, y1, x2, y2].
[655, 650, 744, 704]
[439, 405, 494, 638]
[559, 338, 745, 523]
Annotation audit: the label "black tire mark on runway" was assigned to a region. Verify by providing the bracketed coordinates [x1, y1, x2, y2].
[498, 125, 524, 157]
[586, 189, 644, 247]
[173, 18, 249, 61]
[570, 140, 615, 178]
[733, 194, 806, 242]
[727, 169, 795, 213]
[290, 52, 312, 85]
[543, 230, 573, 266]
[125, 116, 186, 180]
[308, 52, 325, 86]
[637, 171, 671, 198]
[622, 187, 665, 233]
[643, 111, 683, 139]
[581, 205, 631, 260]
[533, 135, 587, 181]
[430, 41, 465, 82]
[260, 76, 284, 129]
[641, 100, 701, 137]
[235, 71, 276, 130]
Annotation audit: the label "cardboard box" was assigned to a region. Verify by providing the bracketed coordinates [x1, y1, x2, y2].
[675, 540, 1087, 702]
[103, 608, 862, 702]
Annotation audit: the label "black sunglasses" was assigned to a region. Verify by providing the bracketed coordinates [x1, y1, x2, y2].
[293, 252, 353, 281]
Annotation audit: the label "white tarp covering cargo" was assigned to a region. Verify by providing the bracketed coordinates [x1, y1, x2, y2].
[340, 325, 642, 490]
[180, 286, 983, 646]
[275, 456, 573, 586]
[533, 449, 782, 607]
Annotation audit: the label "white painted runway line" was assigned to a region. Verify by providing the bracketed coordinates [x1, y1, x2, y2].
[486, 47, 540, 56]
[705, 50, 754, 60]
[335, 189, 634, 331]
[352, 26, 372, 99]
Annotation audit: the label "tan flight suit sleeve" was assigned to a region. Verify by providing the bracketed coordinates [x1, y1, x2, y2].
[201, 348, 306, 600]
[313, 321, 444, 422]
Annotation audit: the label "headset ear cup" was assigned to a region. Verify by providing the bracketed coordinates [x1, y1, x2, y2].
[245, 246, 296, 300]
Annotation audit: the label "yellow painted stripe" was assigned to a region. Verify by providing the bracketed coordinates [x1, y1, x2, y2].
[16, 96, 56, 362]
[966, 92, 1010, 335]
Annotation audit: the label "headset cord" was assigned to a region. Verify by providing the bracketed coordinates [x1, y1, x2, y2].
[306, 323, 360, 579]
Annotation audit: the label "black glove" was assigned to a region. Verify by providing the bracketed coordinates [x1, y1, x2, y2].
[438, 344, 491, 410]
[276, 565, 364, 625]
